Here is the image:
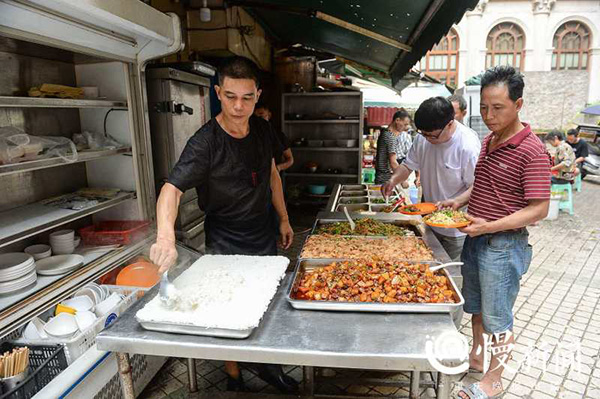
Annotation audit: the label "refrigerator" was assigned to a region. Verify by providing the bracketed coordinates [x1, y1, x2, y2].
[146, 66, 214, 251]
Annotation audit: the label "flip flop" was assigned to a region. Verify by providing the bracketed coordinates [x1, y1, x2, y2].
[456, 383, 504, 399]
[468, 367, 484, 376]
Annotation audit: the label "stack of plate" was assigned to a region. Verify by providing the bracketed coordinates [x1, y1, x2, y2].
[36, 255, 85, 276]
[0, 253, 37, 294]
[50, 230, 75, 255]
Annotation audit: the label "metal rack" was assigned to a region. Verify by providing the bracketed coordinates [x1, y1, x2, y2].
[0, 147, 132, 177]
[0, 97, 128, 109]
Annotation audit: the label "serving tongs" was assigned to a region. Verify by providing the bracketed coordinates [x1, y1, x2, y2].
[429, 262, 463, 273]
[342, 206, 356, 231]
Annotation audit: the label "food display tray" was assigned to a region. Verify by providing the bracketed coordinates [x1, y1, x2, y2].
[286, 259, 464, 313]
[136, 318, 254, 339]
[298, 235, 434, 261]
[310, 218, 422, 237]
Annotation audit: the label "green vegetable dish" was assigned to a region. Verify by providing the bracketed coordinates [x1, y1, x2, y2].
[316, 218, 413, 236]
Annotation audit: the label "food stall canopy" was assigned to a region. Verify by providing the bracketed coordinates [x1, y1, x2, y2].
[582, 105, 600, 116]
[235, 0, 478, 90]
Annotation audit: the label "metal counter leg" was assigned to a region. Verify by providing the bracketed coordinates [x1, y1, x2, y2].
[436, 372, 451, 399]
[116, 353, 135, 399]
[410, 371, 420, 399]
[187, 358, 198, 392]
[303, 366, 315, 397]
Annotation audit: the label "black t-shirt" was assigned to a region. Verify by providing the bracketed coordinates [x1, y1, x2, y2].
[168, 116, 278, 221]
[568, 139, 589, 160]
[273, 129, 290, 164]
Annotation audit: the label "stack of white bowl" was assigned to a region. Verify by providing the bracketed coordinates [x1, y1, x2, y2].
[24, 244, 52, 260]
[0, 253, 37, 294]
[49, 230, 75, 255]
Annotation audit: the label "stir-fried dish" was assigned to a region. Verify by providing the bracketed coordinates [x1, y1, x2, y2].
[301, 236, 434, 261]
[315, 219, 413, 236]
[370, 197, 388, 204]
[293, 260, 456, 304]
[424, 209, 469, 225]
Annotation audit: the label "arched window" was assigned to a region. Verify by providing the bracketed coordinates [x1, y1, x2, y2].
[552, 21, 591, 70]
[416, 28, 459, 87]
[486, 23, 525, 70]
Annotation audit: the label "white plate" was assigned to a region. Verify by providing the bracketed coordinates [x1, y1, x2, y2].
[0, 253, 34, 274]
[0, 271, 37, 294]
[36, 255, 84, 276]
[0, 261, 36, 282]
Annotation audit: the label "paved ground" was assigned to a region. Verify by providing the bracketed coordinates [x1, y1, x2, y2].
[139, 178, 600, 399]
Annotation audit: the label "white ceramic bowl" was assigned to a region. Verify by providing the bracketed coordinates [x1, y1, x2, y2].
[44, 313, 78, 338]
[74, 310, 97, 331]
[51, 245, 74, 255]
[24, 244, 52, 260]
[73, 236, 81, 247]
[22, 317, 48, 340]
[86, 283, 105, 301]
[62, 296, 94, 312]
[75, 287, 100, 305]
[49, 230, 75, 240]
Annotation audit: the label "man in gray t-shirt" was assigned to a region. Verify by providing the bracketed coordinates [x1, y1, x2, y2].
[383, 97, 480, 261]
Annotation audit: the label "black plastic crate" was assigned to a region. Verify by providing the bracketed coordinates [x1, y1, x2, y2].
[0, 343, 68, 399]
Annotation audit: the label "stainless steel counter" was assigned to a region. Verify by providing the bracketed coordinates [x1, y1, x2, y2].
[98, 273, 458, 370]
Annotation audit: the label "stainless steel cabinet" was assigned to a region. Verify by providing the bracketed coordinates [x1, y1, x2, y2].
[146, 67, 213, 251]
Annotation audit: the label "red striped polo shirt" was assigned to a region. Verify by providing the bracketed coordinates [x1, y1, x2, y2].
[468, 123, 551, 221]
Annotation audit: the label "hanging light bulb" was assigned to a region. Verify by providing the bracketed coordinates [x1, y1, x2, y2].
[200, 0, 211, 22]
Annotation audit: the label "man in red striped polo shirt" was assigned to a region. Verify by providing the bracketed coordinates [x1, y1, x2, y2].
[443, 66, 551, 399]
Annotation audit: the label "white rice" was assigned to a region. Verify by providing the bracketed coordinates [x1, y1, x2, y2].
[136, 255, 289, 330]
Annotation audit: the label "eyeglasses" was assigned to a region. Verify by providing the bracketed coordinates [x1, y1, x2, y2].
[418, 120, 453, 140]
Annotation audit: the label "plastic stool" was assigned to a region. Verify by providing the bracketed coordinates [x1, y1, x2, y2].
[574, 173, 582, 192]
[362, 168, 375, 184]
[551, 183, 574, 215]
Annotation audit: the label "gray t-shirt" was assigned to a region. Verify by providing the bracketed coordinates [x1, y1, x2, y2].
[403, 122, 481, 237]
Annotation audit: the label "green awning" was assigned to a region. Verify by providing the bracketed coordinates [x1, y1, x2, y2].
[235, 0, 477, 90]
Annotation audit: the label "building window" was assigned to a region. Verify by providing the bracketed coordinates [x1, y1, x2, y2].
[552, 21, 591, 70]
[417, 28, 459, 87]
[486, 22, 525, 70]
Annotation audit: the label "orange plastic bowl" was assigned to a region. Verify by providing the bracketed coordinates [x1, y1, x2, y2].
[116, 261, 160, 288]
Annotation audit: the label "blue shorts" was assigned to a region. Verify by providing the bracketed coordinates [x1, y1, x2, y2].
[461, 230, 532, 334]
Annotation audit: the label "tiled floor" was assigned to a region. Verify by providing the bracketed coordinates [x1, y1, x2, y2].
[139, 179, 600, 399]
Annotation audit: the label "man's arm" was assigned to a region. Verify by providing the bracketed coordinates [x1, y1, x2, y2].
[382, 164, 413, 197]
[388, 153, 400, 171]
[277, 148, 294, 172]
[439, 186, 473, 210]
[575, 156, 586, 165]
[150, 183, 183, 272]
[461, 199, 549, 237]
[270, 159, 293, 249]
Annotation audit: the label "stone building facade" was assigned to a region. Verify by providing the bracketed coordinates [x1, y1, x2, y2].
[416, 0, 600, 130]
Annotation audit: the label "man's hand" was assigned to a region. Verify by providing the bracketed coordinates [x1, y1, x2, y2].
[459, 214, 490, 237]
[150, 236, 178, 274]
[415, 175, 421, 188]
[279, 219, 294, 249]
[382, 181, 396, 199]
[437, 199, 461, 211]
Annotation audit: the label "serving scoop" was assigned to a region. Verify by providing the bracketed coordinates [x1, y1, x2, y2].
[159, 270, 174, 304]
[343, 206, 356, 231]
[429, 261, 463, 273]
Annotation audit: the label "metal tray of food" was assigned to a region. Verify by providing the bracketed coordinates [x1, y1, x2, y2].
[338, 196, 369, 205]
[136, 318, 254, 339]
[336, 204, 370, 213]
[340, 190, 368, 197]
[341, 184, 368, 191]
[286, 259, 464, 313]
[311, 218, 422, 237]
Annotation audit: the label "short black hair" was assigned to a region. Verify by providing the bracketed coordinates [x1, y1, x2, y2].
[567, 128, 579, 137]
[447, 94, 467, 112]
[255, 103, 269, 111]
[414, 97, 455, 132]
[545, 129, 565, 142]
[218, 56, 260, 87]
[480, 65, 524, 102]
[392, 109, 410, 122]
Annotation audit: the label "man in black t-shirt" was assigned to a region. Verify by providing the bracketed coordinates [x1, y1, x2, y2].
[254, 104, 294, 172]
[567, 128, 590, 178]
[149, 56, 295, 393]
